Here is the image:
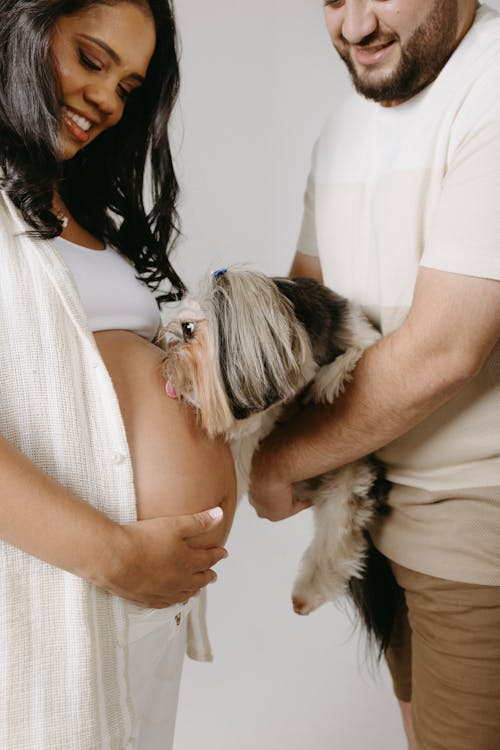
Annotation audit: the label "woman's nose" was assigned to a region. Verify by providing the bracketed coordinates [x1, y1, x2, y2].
[341, 0, 378, 45]
[83, 82, 118, 118]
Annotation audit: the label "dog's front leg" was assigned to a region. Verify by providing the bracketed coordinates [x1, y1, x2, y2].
[305, 348, 364, 404]
[291, 461, 376, 615]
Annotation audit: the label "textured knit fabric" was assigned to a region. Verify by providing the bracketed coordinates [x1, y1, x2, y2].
[54, 236, 161, 341]
[296, 5, 500, 583]
[0, 189, 210, 749]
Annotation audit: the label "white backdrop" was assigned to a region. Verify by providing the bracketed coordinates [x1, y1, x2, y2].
[168, 2, 500, 748]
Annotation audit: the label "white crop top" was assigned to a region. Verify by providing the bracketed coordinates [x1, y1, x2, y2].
[54, 236, 161, 340]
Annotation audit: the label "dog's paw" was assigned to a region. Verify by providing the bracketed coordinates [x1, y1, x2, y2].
[291, 581, 327, 616]
[292, 594, 324, 616]
[292, 563, 351, 615]
[308, 349, 363, 404]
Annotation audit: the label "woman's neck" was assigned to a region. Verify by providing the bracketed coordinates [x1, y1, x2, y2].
[52, 193, 105, 250]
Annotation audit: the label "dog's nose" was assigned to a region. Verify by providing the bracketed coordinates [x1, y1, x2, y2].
[164, 320, 184, 343]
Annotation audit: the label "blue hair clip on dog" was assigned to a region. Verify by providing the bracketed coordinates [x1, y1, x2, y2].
[213, 268, 227, 278]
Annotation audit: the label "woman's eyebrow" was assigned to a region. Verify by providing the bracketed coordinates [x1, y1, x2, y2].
[79, 34, 145, 83]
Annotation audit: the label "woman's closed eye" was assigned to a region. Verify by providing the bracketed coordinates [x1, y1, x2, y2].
[79, 49, 136, 102]
[79, 49, 102, 71]
[118, 84, 135, 101]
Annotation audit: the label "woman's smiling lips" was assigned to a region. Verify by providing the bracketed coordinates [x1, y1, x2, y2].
[354, 40, 396, 66]
[61, 104, 94, 143]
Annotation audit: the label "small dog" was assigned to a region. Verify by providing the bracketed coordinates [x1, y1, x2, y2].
[163, 268, 394, 650]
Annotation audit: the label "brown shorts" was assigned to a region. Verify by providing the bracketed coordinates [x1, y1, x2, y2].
[385, 561, 500, 750]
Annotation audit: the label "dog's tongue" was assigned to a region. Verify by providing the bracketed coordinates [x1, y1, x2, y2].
[165, 380, 178, 399]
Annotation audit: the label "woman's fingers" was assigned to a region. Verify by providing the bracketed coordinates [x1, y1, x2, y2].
[104, 513, 228, 606]
[190, 545, 228, 573]
[144, 588, 201, 609]
[178, 506, 224, 539]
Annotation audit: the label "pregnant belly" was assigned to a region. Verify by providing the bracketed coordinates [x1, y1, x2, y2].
[94, 330, 236, 545]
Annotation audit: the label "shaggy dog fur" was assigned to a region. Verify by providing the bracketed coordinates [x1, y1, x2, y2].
[162, 268, 396, 652]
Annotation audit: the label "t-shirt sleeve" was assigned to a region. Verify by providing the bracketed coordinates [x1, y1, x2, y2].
[421, 95, 500, 281]
[296, 143, 319, 257]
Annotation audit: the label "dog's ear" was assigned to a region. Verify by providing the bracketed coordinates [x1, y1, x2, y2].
[272, 277, 349, 366]
[211, 270, 312, 419]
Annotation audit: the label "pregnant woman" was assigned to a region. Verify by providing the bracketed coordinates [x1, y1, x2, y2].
[0, 1, 236, 748]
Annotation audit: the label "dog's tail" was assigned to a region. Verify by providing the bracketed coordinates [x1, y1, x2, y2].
[347, 458, 402, 658]
[347, 536, 402, 658]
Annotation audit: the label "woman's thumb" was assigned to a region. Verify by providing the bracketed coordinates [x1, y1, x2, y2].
[181, 507, 224, 539]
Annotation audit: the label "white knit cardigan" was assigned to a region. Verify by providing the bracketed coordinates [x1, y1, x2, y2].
[0, 190, 210, 749]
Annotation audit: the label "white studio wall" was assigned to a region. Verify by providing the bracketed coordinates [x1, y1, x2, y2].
[169, 0, 345, 287]
[170, 3, 401, 749]
[169, 1, 500, 748]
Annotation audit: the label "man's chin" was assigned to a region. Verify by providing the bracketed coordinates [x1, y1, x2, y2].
[347, 71, 392, 103]
[349, 49, 402, 89]
[342, 56, 411, 104]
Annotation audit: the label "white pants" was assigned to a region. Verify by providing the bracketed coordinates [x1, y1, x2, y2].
[127, 603, 191, 750]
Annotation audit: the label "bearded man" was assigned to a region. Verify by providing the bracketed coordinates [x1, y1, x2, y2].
[250, 2, 500, 748]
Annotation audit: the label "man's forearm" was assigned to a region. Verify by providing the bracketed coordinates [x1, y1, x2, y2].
[250, 267, 500, 520]
[257, 322, 472, 486]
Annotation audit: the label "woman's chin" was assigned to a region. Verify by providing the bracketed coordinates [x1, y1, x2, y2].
[58, 133, 83, 161]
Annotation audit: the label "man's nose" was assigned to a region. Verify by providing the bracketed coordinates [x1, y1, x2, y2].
[341, 0, 378, 45]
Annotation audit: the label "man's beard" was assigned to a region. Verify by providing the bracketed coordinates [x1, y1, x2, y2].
[335, 0, 460, 103]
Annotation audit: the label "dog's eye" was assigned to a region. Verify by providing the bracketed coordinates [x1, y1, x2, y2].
[182, 321, 196, 340]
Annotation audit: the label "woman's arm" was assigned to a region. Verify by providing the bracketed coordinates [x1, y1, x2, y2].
[0, 433, 228, 607]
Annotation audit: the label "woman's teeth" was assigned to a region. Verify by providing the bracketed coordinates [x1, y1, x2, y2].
[62, 106, 91, 132]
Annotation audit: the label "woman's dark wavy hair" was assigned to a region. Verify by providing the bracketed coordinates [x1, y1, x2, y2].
[0, 0, 185, 303]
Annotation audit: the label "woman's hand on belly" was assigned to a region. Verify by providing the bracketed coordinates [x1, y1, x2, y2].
[99, 506, 229, 607]
[184, 493, 234, 550]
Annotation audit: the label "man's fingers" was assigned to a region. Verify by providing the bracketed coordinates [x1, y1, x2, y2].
[288, 499, 312, 517]
[178, 507, 224, 539]
[251, 498, 312, 521]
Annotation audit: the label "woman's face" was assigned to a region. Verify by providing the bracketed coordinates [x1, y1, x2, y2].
[51, 1, 156, 160]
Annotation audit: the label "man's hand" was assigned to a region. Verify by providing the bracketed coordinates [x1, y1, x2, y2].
[94, 508, 228, 608]
[249, 443, 311, 521]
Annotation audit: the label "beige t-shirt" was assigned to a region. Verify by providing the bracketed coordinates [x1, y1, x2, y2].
[297, 5, 500, 584]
